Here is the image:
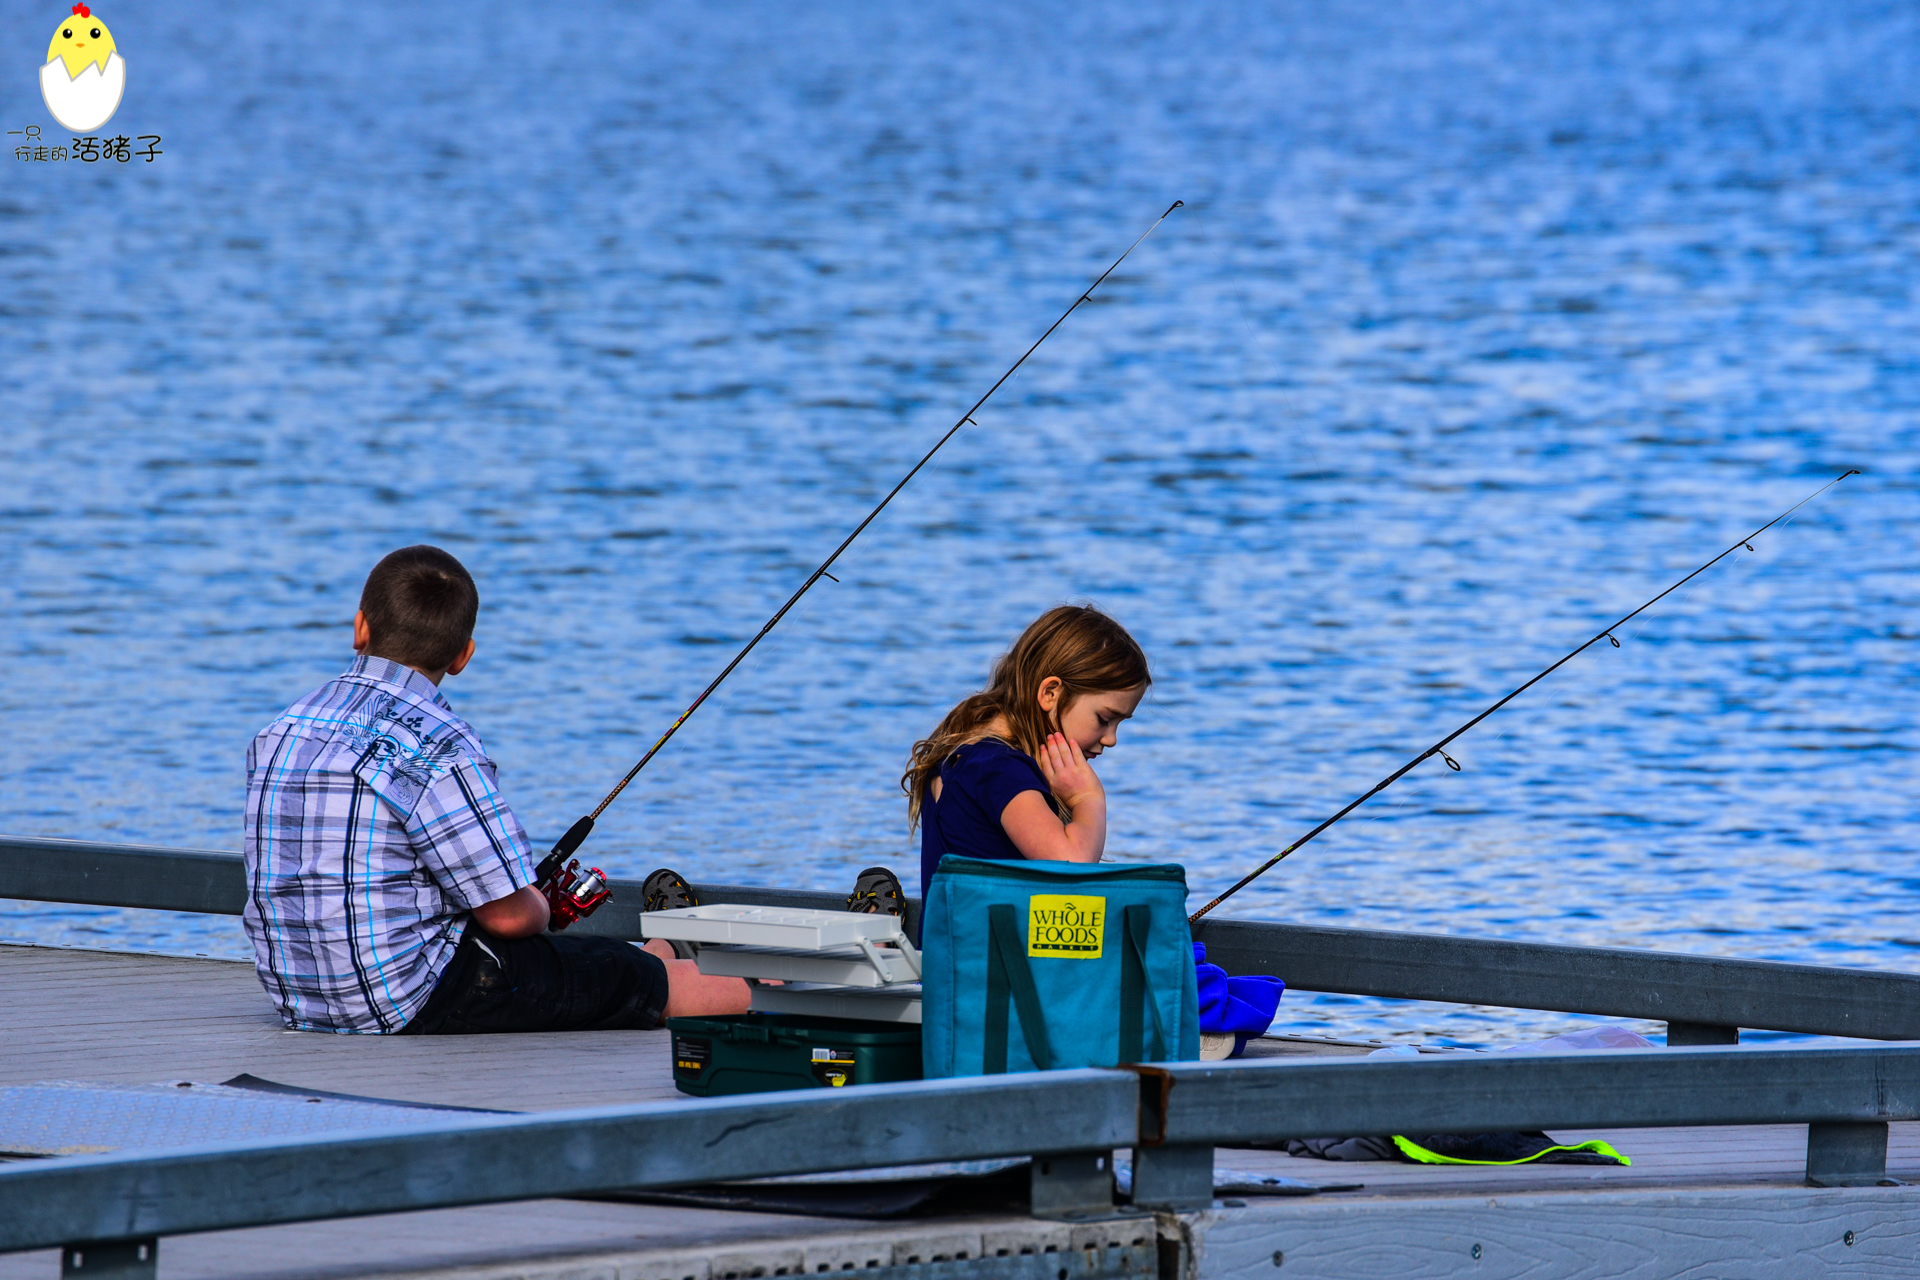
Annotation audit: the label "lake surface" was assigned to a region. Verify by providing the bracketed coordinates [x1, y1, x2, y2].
[2, 0, 1914, 1045]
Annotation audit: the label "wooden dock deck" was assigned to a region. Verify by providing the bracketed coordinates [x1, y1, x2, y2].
[6, 942, 1920, 1279]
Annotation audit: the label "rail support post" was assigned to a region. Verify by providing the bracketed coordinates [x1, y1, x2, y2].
[1665, 1021, 1739, 1045]
[1030, 1152, 1117, 1219]
[1129, 1143, 1214, 1211]
[1806, 1121, 1888, 1187]
[61, 1238, 157, 1278]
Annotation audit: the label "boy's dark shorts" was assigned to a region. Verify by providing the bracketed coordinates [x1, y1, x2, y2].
[401, 927, 670, 1035]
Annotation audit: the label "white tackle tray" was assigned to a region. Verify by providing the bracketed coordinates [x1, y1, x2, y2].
[693, 944, 919, 988]
[638, 904, 907, 950]
[639, 904, 922, 999]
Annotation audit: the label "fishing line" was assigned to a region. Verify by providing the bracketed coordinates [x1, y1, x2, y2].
[537, 200, 1186, 889]
[1275, 509, 1817, 938]
[1424, 533, 1753, 788]
[1267, 515, 1759, 848]
[1189, 468, 1860, 925]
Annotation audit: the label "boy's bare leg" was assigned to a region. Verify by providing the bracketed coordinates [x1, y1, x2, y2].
[642, 938, 754, 1018]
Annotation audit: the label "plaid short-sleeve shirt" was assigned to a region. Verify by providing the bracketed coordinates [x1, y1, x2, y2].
[242, 656, 536, 1033]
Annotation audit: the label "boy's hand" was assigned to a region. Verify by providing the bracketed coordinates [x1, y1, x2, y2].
[1039, 732, 1104, 813]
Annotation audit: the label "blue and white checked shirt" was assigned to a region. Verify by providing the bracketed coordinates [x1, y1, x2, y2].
[242, 656, 537, 1033]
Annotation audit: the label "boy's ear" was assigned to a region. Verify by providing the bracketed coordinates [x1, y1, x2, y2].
[352, 610, 372, 654]
[445, 637, 477, 678]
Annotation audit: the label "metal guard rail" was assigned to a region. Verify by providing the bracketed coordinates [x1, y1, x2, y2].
[3, 1044, 1919, 1254]
[6, 834, 1920, 1040]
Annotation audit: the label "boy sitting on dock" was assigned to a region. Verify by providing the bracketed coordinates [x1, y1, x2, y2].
[241, 545, 749, 1034]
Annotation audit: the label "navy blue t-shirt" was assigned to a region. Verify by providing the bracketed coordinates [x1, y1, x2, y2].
[919, 738, 1058, 894]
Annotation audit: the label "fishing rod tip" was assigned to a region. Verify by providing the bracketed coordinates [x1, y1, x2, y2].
[1843, 468, 1861, 478]
[1167, 199, 1185, 212]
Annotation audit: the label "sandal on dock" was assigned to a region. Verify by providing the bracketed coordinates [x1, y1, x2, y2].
[847, 866, 906, 919]
[641, 868, 699, 959]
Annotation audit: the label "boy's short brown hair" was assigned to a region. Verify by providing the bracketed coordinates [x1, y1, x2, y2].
[359, 546, 479, 672]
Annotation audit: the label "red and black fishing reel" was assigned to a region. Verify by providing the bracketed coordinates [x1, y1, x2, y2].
[542, 858, 611, 930]
[535, 815, 612, 931]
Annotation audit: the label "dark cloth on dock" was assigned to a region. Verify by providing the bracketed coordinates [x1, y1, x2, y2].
[918, 738, 1055, 894]
[400, 927, 669, 1035]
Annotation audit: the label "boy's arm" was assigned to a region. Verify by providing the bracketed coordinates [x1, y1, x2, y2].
[471, 885, 550, 937]
[409, 757, 544, 930]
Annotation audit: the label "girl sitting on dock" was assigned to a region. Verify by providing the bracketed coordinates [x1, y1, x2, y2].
[903, 605, 1151, 897]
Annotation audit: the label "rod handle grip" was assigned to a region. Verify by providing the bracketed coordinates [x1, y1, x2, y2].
[535, 815, 596, 887]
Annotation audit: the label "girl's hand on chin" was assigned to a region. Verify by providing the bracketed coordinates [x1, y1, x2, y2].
[1040, 732, 1103, 810]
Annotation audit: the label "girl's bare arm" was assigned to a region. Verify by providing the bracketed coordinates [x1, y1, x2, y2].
[1000, 733, 1107, 863]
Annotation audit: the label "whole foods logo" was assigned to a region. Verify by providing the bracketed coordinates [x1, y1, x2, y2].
[41, 3, 122, 132]
[1028, 895, 1106, 960]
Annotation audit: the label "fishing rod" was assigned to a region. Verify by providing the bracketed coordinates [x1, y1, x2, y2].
[1188, 468, 1860, 926]
[537, 200, 1187, 925]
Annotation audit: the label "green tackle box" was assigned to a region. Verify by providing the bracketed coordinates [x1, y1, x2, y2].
[668, 1012, 923, 1097]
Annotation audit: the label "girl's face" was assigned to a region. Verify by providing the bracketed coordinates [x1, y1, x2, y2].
[1039, 681, 1147, 758]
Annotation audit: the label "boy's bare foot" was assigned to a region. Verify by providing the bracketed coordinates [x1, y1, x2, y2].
[642, 938, 753, 1018]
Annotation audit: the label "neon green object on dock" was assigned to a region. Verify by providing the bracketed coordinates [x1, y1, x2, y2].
[1391, 1135, 1630, 1166]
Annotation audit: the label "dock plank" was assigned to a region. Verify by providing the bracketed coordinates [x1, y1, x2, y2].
[7, 943, 1918, 1280]
[1212, 1122, 1920, 1195]
[0, 944, 682, 1110]
[0, 1204, 1070, 1280]
[1186, 1185, 1920, 1279]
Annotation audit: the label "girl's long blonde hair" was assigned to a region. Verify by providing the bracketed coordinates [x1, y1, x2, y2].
[903, 605, 1151, 829]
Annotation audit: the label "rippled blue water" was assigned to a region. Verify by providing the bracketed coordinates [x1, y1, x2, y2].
[2, 0, 1915, 1044]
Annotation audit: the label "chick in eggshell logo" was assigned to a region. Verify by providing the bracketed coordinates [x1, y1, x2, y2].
[41, 3, 123, 133]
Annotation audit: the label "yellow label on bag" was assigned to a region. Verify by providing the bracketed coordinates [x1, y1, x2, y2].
[1028, 895, 1106, 958]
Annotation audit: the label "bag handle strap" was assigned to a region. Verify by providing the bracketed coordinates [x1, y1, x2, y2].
[1121, 904, 1168, 1063]
[985, 904, 1053, 1073]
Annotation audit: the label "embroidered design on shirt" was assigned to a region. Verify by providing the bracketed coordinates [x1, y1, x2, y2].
[342, 691, 465, 813]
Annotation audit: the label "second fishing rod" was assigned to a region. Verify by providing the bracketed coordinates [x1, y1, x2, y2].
[535, 201, 1186, 926]
[1188, 468, 1860, 926]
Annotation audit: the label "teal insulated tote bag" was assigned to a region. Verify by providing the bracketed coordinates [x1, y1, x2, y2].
[921, 856, 1201, 1077]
